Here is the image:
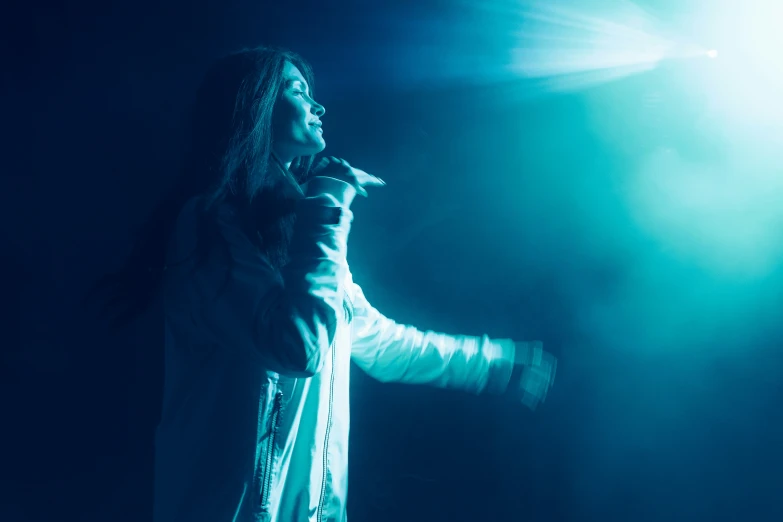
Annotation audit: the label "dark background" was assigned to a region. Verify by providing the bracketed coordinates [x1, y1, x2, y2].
[2, 1, 781, 521]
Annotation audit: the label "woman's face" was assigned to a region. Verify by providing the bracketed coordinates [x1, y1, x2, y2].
[271, 61, 326, 165]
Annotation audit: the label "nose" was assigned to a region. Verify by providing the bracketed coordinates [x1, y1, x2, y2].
[311, 99, 325, 118]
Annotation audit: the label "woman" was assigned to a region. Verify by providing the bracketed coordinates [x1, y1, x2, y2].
[97, 46, 557, 522]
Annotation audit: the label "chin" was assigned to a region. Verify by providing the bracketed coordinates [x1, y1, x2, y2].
[292, 138, 326, 159]
[309, 140, 327, 155]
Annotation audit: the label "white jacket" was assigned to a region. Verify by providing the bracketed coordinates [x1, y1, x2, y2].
[153, 177, 518, 522]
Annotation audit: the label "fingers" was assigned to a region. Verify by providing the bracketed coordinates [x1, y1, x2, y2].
[549, 356, 557, 391]
[513, 340, 544, 366]
[310, 157, 385, 198]
[520, 392, 540, 412]
[313, 157, 331, 172]
[350, 167, 386, 188]
[517, 358, 556, 411]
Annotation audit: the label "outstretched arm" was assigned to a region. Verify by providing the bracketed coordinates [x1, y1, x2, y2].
[349, 283, 557, 407]
[349, 283, 517, 395]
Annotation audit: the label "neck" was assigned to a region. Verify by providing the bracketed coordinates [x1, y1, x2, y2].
[271, 150, 293, 171]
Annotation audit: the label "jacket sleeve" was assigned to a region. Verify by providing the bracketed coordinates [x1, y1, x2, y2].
[349, 283, 517, 395]
[167, 178, 356, 378]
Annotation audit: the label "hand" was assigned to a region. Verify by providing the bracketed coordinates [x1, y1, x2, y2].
[512, 341, 557, 411]
[311, 156, 385, 197]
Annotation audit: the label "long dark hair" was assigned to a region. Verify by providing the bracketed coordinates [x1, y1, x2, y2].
[90, 46, 317, 327]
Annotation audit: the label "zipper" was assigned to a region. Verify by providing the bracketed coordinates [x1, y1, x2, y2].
[260, 390, 284, 511]
[316, 296, 351, 521]
[316, 339, 337, 522]
[343, 294, 354, 324]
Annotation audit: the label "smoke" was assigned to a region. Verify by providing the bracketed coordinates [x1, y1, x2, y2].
[553, 137, 783, 520]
